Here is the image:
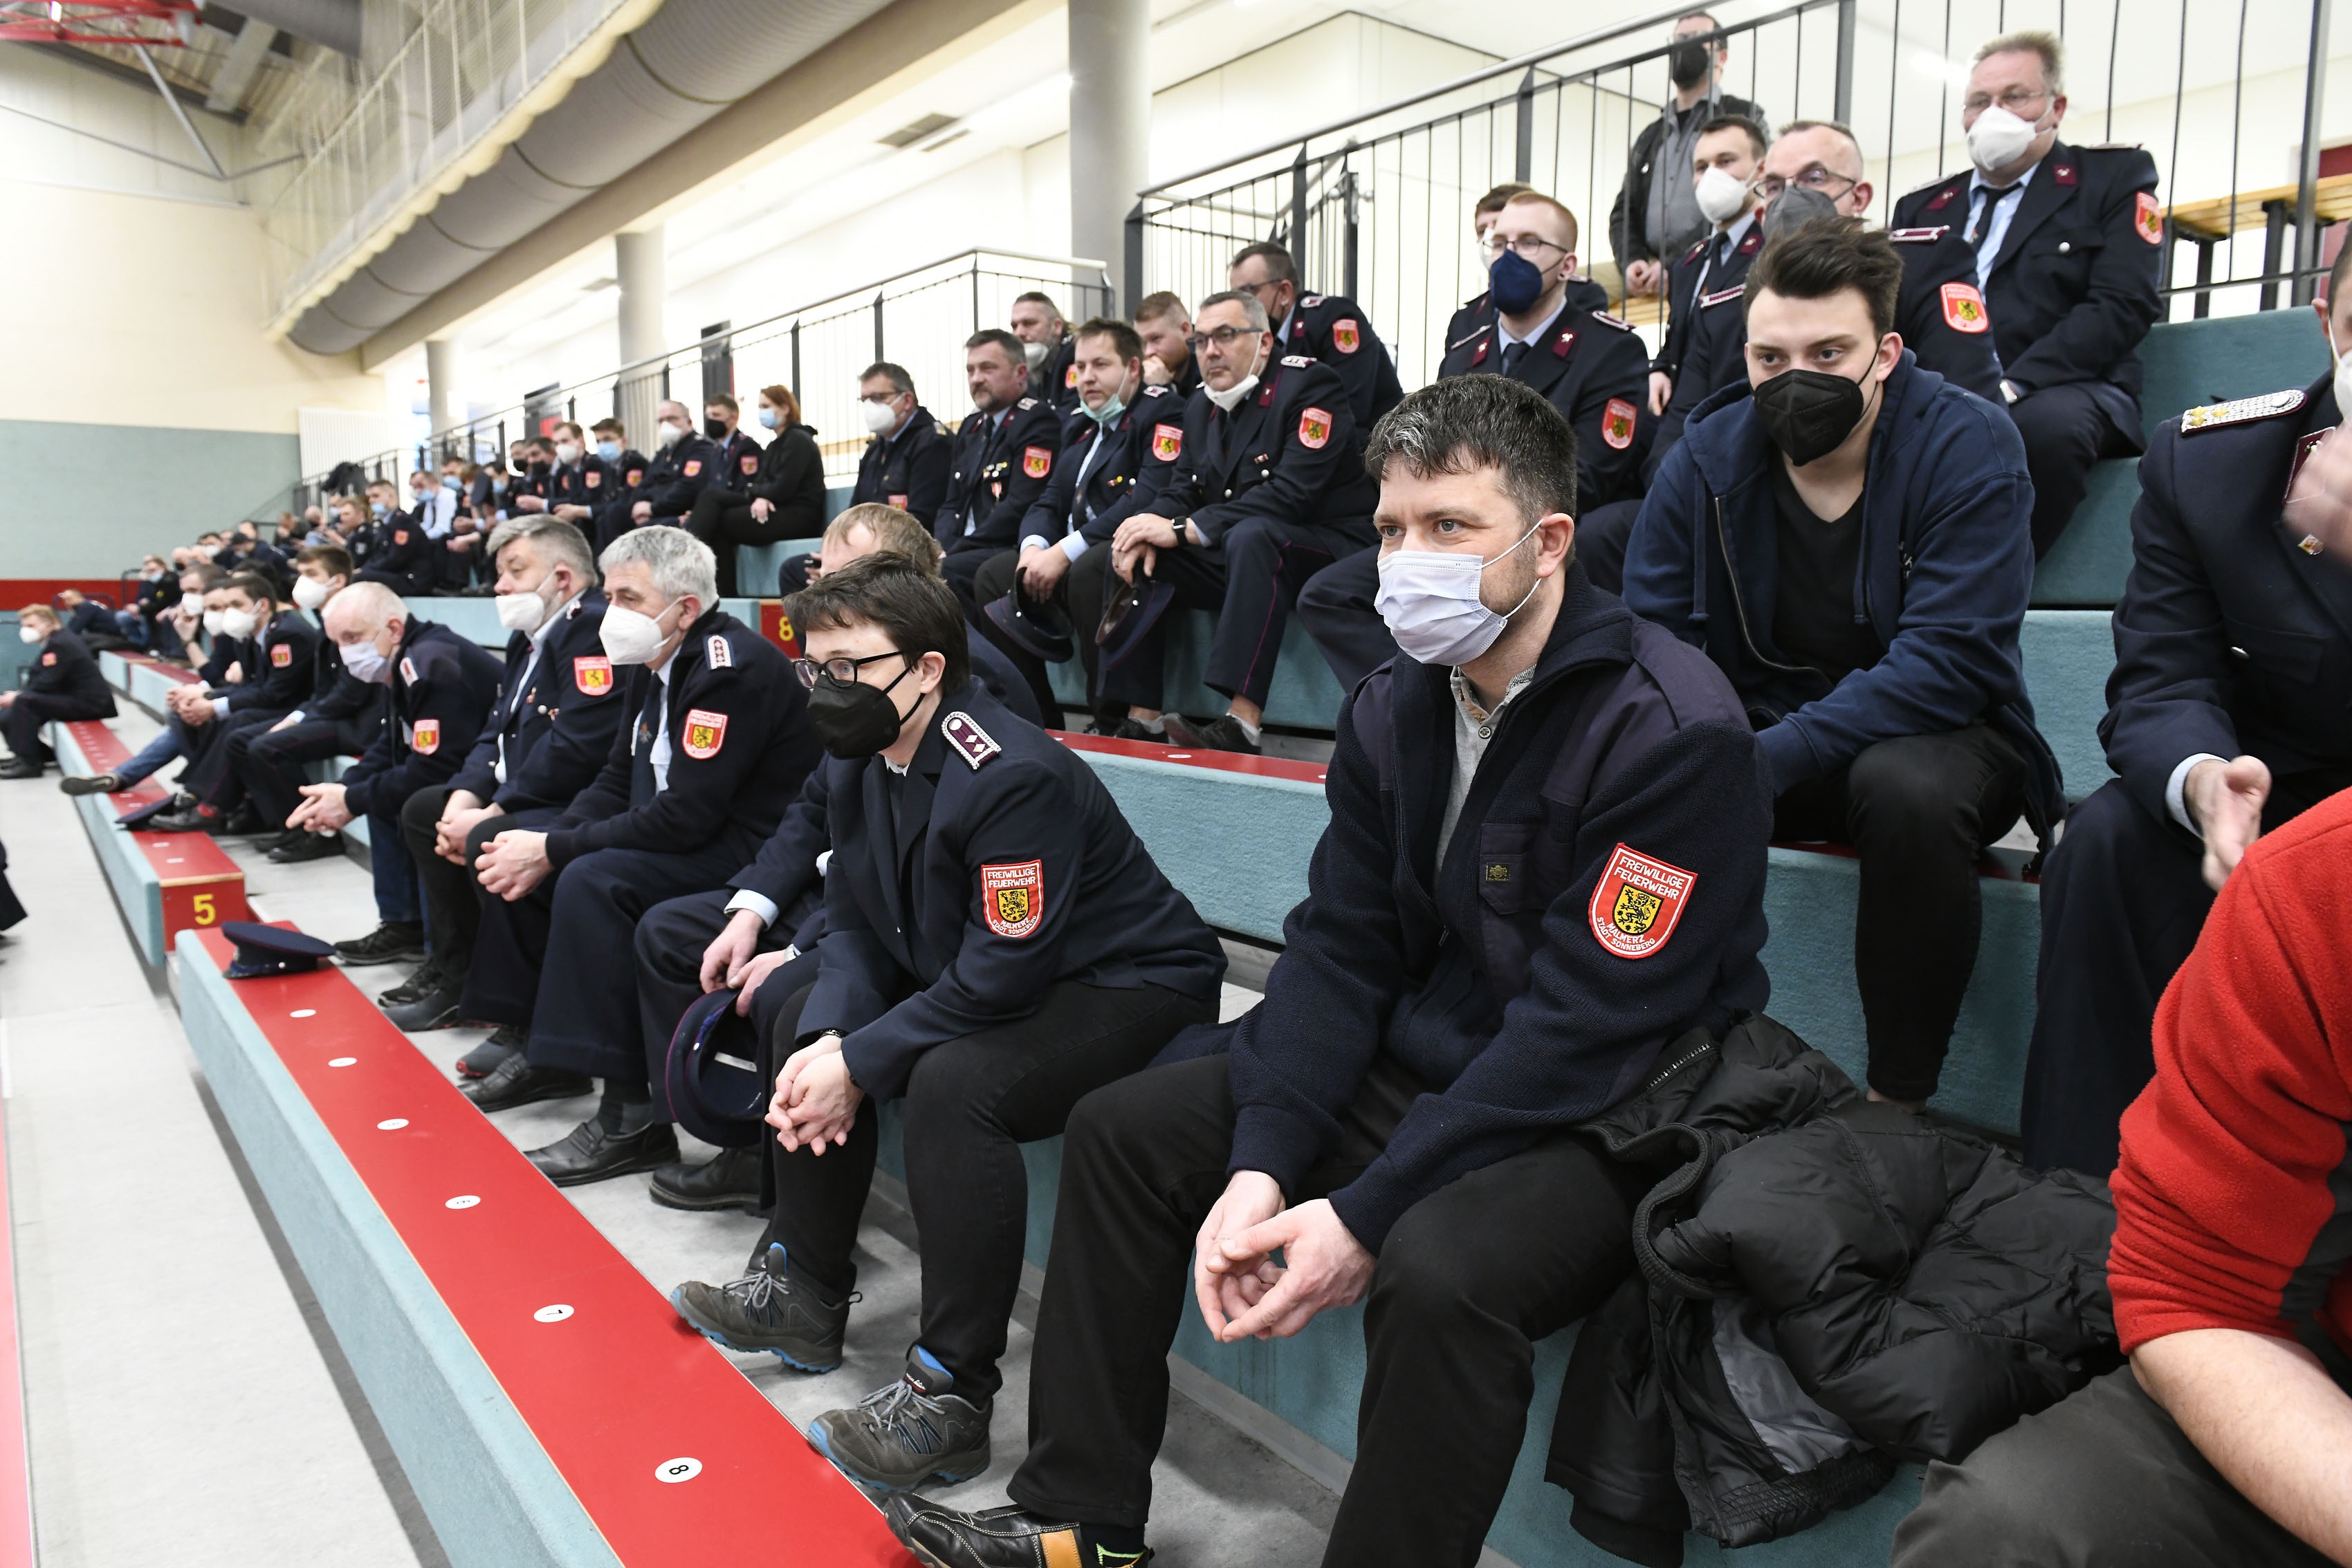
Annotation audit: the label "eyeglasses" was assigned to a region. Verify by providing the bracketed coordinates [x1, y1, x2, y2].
[792, 650, 908, 690]
[1186, 325, 1265, 353]
[1754, 166, 1858, 201]
[859, 391, 904, 406]
[1961, 87, 2052, 116]
[1477, 234, 1570, 262]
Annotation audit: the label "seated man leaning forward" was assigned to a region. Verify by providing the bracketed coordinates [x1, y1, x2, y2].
[669, 555, 1226, 1494]
[1624, 216, 2061, 1114]
[1891, 786, 2352, 1568]
[889, 374, 1773, 1568]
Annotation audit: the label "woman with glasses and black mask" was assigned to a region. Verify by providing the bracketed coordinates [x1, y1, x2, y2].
[668, 553, 1224, 1500]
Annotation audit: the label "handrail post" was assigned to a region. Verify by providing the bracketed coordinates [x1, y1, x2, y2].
[2295, 0, 2333, 306]
[1514, 67, 1536, 182]
[1290, 147, 1309, 254]
[1832, 0, 1857, 122]
[790, 320, 802, 396]
[1124, 199, 1146, 315]
[874, 290, 887, 362]
[1342, 169, 1361, 299]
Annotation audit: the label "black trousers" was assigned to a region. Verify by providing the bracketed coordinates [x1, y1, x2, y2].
[1294, 546, 1396, 692]
[398, 786, 562, 983]
[237, 715, 379, 829]
[684, 488, 823, 598]
[2023, 770, 2346, 1173]
[1062, 542, 1225, 714]
[1772, 723, 2028, 1103]
[758, 979, 1215, 1403]
[1891, 1365, 2332, 1567]
[1010, 1053, 1646, 1567]
[940, 541, 997, 607]
[187, 707, 289, 808]
[2, 694, 109, 762]
[463, 838, 752, 1078]
[777, 553, 816, 598]
[969, 547, 1081, 726]
[2011, 382, 2140, 558]
[630, 887, 809, 1121]
[1571, 499, 1643, 597]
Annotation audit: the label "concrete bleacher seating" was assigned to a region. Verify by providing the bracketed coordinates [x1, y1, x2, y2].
[174, 926, 915, 1568]
[48, 719, 250, 964]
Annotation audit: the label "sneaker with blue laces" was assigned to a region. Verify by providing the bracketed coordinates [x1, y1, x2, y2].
[670, 1243, 851, 1372]
[806, 1345, 991, 1492]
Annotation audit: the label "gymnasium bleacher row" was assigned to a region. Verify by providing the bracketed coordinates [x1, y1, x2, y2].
[43, 304, 2326, 1567]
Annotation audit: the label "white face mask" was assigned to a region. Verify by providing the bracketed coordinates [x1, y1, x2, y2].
[600, 598, 678, 665]
[1022, 339, 1049, 369]
[202, 609, 226, 636]
[495, 581, 553, 633]
[340, 636, 392, 684]
[17, 627, 38, 645]
[1206, 371, 1260, 414]
[221, 607, 260, 640]
[1695, 164, 1754, 225]
[657, 421, 688, 448]
[862, 398, 901, 435]
[1966, 103, 2044, 176]
[555, 441, 582, 465]
[1372, 526, 1543, 666]
[292, 575, 333, 611]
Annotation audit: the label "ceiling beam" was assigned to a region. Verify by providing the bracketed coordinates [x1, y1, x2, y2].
[357, 0, 1056, 371]
[203, 14, 275, 111]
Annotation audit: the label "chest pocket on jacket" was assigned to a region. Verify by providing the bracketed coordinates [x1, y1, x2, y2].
[2027, 223, 2100, 292]
[2227, 616, 2333, 728]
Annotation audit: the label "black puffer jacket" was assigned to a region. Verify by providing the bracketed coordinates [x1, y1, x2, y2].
[1547, 1016, 2117, 1566]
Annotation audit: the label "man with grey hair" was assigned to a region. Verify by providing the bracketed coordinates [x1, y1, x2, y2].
[283, 578, 506, 968]
[376, 518, 626, 1062]
[624, 398, 719, 538]
[1893, 28, 2162, 555]
[1060, 287, 1379, 754]
[458, 526, 824, 1190]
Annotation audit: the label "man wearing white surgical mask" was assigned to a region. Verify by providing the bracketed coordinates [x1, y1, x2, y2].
[0, 604, 116, 779]
[1893, 28, 2162, 558]
[627, 399, 719, 533]
[454, 525, 824, 1192]
[889, 372, 1773, 1568]
[379, 518, 627, 1062]
[2017, 242, 2352, 1179]
[1653, 116, 1768, 418]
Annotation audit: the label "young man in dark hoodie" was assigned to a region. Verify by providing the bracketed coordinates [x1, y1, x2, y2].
[889, 374, 1774, 1568]
[1624, 216, 2060, 1113]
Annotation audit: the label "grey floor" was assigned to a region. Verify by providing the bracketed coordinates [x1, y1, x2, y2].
[5, 704, 1347, 1565]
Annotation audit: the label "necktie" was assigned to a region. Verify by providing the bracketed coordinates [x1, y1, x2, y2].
[1500, 340, 1529, 375]
[1972, 185, 2018, 261]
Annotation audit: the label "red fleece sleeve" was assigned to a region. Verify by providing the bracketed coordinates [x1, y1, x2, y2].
[2109, 804, 2352, 1354]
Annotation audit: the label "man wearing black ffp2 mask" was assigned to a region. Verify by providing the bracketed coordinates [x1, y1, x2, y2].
[1624, 214, 2058, 1125]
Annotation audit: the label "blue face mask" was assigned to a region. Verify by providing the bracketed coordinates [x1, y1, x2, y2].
[597, 440, 621, 463]
[370, 501, 389, 519]
[1083, 392, 1127, 425]
[757, 407, 780, 430]
[442, 474, 462, 492]
[1489, 249, 1547, 316]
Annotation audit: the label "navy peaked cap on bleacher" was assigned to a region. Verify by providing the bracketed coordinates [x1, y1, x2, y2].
[221, 921, 337, 979]
[983, 589, 1074, 663]
[113, 796, 180, 831]
[664, 988, 768, 1148]
[1094, 575, 1177, 672]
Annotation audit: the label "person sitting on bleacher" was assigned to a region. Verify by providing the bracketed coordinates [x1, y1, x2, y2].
[525, 421, 609, 537]
[683, 384, 828, 599]
[888, 373, 1771, 1568]
[849, 362, 953, 533]
[239, 548, 387, 865]
[630, 503, 1042, 1215]
[669, 555, 1223, 1497]
[625, 400, 720, 539]
[117, 556, 176, 653]
[1229, 241, 1404, 427]
[2021, 249, 2352, 1177]
[68, 571, 248, 800]
[457, 528, 822, 1188]
[1893, 789, 2352, 1568]
[0, 603, 117, 780]
[375, 519, 626, 1056]
[587, 420, 649, 551]
[1062, 289, 1381, 755]
[1299, 191, 1653, 692]
[700, 393, 760, 497]
[55, 589, 126, 651]
[970, 316, 1184, 726]
[356, 477, 439, 598]
[1134, 290, 1200, 400]
[280, 581, 506, 968]
[1624, 218, 2061, 1114]
[1013, 291, 1080, 415]
[939, 331, 1065, 604]
[143, 571, 322, 833]
[1891, 30, 2162, 558]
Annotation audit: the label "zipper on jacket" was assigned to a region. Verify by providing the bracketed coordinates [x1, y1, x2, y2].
[1711, 492, 1813, 680]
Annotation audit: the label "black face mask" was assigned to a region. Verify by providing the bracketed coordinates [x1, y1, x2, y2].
[1669, 38, 1711, 89]
[704, 418, 729, 441]
[805, 663, 916, 759]
[1751, 363, 1880, 466]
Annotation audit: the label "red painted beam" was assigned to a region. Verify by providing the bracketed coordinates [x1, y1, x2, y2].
[192, 929, 916, 1566]
[1052, 728, 1330, 785]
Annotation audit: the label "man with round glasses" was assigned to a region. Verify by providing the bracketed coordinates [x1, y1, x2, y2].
[1893, 28, 2162, 557]
[668, 553, 1223, 1497]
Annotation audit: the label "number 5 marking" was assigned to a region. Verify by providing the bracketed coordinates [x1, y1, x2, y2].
[192, 892, 217, 925]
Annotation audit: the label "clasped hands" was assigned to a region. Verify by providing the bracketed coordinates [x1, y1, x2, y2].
[1111, 513, 1184, 582]
[1192, 1170, 1373, 1343]
[768, 1033, 861, 1156]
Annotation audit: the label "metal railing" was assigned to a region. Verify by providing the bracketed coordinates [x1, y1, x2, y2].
[256, 0, 643, 332]
[294, 248, 1112, 510]
[1128, 0, 2337, 391]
